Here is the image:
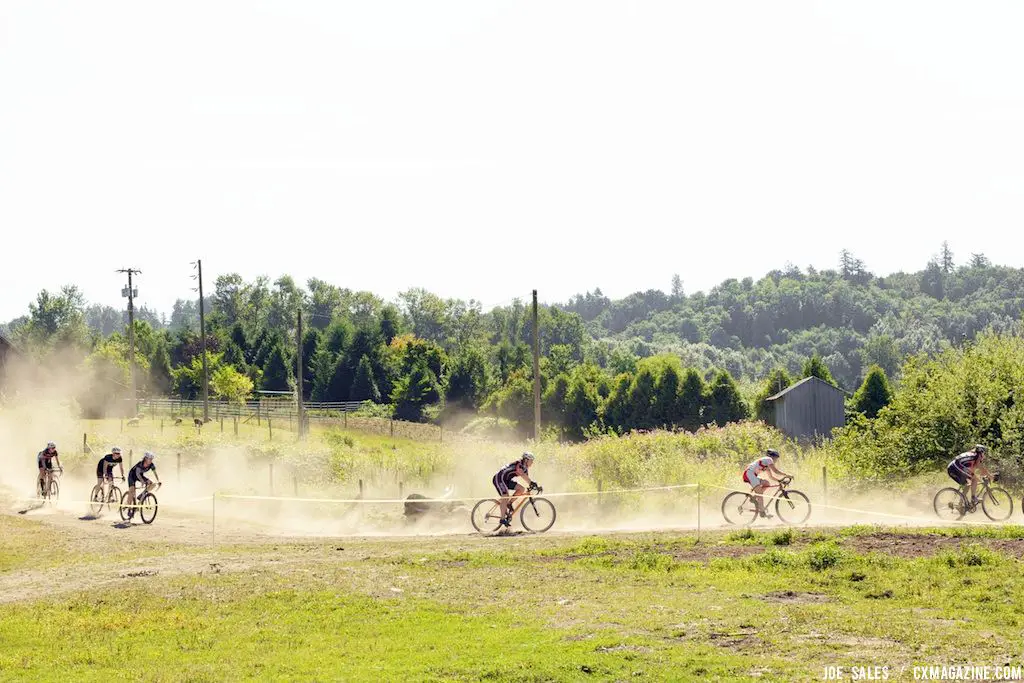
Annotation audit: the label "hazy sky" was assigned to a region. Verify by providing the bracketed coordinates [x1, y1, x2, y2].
[2, 1, 1022, 321]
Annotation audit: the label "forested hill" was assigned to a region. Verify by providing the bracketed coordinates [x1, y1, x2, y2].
[563, 249, 1024, 388]
[3, 247, 1023, 436]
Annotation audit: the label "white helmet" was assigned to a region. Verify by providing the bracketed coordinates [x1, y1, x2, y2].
[47, 441, 56, 449]
[111, 446, 122, 455]
[522, 451, 535, 463]
[143, 451, 156, 461]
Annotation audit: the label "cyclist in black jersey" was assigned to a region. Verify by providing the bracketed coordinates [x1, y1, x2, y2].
[95, 447, 125, 486]
[37, 441, 62, 494]
[125, 451, 161, 519]
[492, 452, 535, 527]
[947, 444, 992, 505]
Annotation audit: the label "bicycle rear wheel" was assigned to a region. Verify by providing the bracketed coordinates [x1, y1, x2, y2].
[775, 490, 812, 525]
[140, 493, 158, 524]
[981, 486, 1013, 521]
[721, 492, 758, 526]
[119, 491, 132, 522]
[520, 497, 556, 533]
[89, 486, 105, 516]
[470, 499, 504, 533]
[933, 488, 966, 521]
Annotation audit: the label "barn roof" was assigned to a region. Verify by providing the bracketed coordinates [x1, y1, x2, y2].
[766, 375, 849, 401]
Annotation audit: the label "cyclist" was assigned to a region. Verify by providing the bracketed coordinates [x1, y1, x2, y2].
[95, 446, 125, 489]
[742, 448, 791, 518]
[125, 451, 161, 519]
[947, 445, 992, 507]
[492, 452, 535, 527]
[37, 441, 62, 496]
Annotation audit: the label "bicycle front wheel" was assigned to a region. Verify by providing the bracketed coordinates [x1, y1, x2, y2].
[471, 499, 503, 533]
[48, 479, 59, 503]
[520, 497, 556, 533]
[89, 486, 105, 516]
[140, 494, 158, 524]
[775, 490, 812, 525]
[108, 487, 122, 512]
[119, 491, 132, 522]
[981, 487, 1013, 522]
[721, 492, 758, 526]
[933, 488, 966, 521]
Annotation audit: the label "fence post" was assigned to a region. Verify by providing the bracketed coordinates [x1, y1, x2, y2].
[120, 418, 124, 432]
[82, 433, 87, 455]
[257, 401, 261, 426]
[822, 465, 828, 509]
[293, 475, 298, 497]
[268, 417, 273, 441]
[234, 416, 239, 436]
[598, 480, 603, 505]
[220, 417, 224, 433]
[399, 481, 403, 499]
[390, 419, 394, 438]
[358, 479, 364, 499]
[269, 462, 274, 495]
[177, 453, 181, 484]
[160, 420, 164, 434]
[697, 483, 702, 541]
[344, 412, 348, 429]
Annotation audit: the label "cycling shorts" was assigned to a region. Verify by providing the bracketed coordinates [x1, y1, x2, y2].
[492, 473, 517, 497]
[743, 468, 762, 488]
[947, 463, 969, 486]
[38, 457, 54, 471]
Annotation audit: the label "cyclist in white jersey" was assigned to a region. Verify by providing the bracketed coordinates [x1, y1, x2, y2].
[742, 449, 791, 518]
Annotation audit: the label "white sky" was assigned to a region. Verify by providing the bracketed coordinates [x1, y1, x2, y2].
[2, 1, 1022, 321]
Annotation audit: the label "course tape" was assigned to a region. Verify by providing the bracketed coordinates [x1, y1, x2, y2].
[9, 494, 213, 509]
[217, 483, 699, 506]
[702, 483, 1008, 527]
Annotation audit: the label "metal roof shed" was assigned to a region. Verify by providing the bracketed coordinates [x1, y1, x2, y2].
[766, 376, 847, 442]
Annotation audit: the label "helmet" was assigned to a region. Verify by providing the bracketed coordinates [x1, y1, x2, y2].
[111, 447, 122, 455]
[974, 444, 987, 455]
[522, 451, 535, 463]
[143, 451, 156, 461]
[47, 441, 56, 449]
[766, 448, 780, 458]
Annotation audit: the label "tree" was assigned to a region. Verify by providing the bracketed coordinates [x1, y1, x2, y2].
[379, 305, 402, 345]
[18, 285, 89, 351]
[446, 347, 489, 411]
[677, 369, 706, 432]
[704, 370, 749, 426]
[602, 374, 634, 433]
[671, 274, 684, 301]
[565, 373, 601, 439]
[211, 365, 255, 404]
[542, 374, 571, 432]
[149, 337, 174, 395]
[261, 345, 293, 392]
[754, 368, 792, 422]
[324, 353, 354, 401]
[392, 361, 442, 422]
[940, 241, 955, 274]
[350, 355, 382, 402]
[654, 364, 682, 428]
[300, 327, 321, 400]
[627, 367, 658, 431]
[802, 353, 836, 387]
[851, 365, 893, 419]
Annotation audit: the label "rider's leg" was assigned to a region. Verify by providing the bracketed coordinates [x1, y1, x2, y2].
[507, 484, 526, 518]
[969, 472, 979, 503]
[752, 483, 768, 514]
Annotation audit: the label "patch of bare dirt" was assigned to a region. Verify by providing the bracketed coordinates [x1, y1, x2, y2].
[765, 590, 832, 604]
[842, 533, 1024, 558]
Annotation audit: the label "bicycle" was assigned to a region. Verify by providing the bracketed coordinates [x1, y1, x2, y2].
[90, 477, 124, 516]
[471, 483, 556, 533]
[933, 476, 1013, 522]
[721, 476, 812, 526]
[38, 467, 62, 504]
[119, 482, 161, 524]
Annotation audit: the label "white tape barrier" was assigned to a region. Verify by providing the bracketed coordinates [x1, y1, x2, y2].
[217, 483, 699, 506]
[11, 494, 213, 509]
[703, 483, 1014, 527]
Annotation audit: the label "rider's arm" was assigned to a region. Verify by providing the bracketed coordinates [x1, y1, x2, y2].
[768, 464, 790, 479]
[54, 455, 62, 470]
[118, 462, 125, 479]
[153, 467, 161, 484]
[515, 464, 532, 486]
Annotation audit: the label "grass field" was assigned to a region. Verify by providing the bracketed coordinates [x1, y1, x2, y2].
[2, 511, 1024, 681]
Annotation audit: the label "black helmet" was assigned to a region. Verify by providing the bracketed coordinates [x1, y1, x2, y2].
[766, 448, 780, 458]
[974, 444, 987, 455]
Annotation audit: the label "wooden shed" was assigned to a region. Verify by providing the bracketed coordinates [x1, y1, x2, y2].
[765, 376, 846, 442]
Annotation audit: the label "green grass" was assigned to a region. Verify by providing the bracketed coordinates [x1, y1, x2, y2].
[3, 517, 1024, 681]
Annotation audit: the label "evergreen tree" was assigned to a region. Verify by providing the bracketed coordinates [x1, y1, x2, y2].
[704, 370, 749, 426]
[379, 305, 402, 345]
[627, 367, 658, 430]
[392, 361, 442, 422]
[261, 344, 293, 392]
[300, 327, 321, 400]
[149, 337, 174, 395]
[542, 374, 571, 433]
[654, 364, 682, 428]
[350, 354, 381, 402]
[802, 353, 836, 386]
[677, 369, 706, 432]
[602, 374, 633, 434]
[446, 347, 489, 411]
[852, 365, 893, 419]
[565, 376, 601, 440]
[323, 319, 354, 356]
[310, 346, 336, 401]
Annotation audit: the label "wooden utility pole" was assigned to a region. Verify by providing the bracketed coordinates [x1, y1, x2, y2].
[195, 260, 209, 422]
[532, 289, 541, 441]
[296, 308, 306, 438]
[117, 268, 142, 416]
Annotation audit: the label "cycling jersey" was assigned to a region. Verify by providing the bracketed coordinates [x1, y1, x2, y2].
[743, 457, 774, 486]
[37, 449, 58, 470]
[128, 460, 156, 486]
[96, 454, 121, 478]
[492, 460, 528, 497]
[950, 452, 980, 473]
